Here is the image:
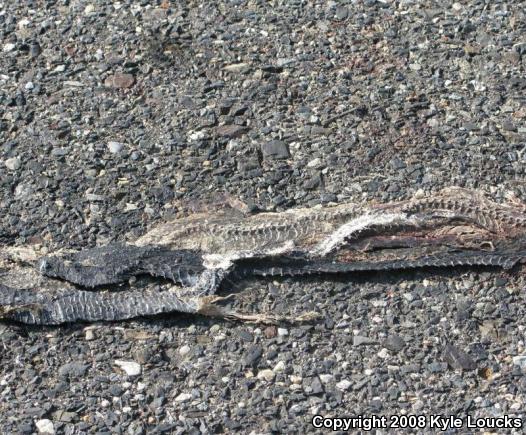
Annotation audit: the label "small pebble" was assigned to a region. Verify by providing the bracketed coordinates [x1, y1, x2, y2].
[84, 4, 95, 15]
[35, 419, 55, 434]
[273, 361, 286, 372]
[179, 345, 191, 356]
[336, 379, 352, 391]
[3, 42, 15, 52]
[114, 360, 141, 377]
[175, 393, 192, 402]
[512, 355, 526, 369]
[319, 374, 334, 384]
[4, 158, 21, 171]
[277, 328, 289, 336]
[105, 73, 135, 89]
[84, 329, 95, 341]
[107, 141, 124, 154]
[257, 369, 275, 382]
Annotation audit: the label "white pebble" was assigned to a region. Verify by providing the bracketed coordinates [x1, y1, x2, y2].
[3, 43, 15, 52]
[4, 157, 21, 171]
[512, 355, 526, 369]
[114, 360, 141, 377]
[377, 348, 390, 359]
[107, 141, 124, 154]
[188, 130, 205, 141]
[307, 158, 322, 168]
[277, 328, 289, 336]
[273, 361, 286, 372]
[289, 403, 304, 413]
[257, 369, 275, 382]
[35, 419, 54, 434]
[319, 374, 334, 384]
[84, 4, 95, 15]
[336, 379, 352, 391]
[175, 392, 192, 402]
[84, 329, 95, 341]
[179, 345, 191, 356]
[223, 63, 249, 72]
[289, 375, 302, 384]
[18, 18, 30, 28]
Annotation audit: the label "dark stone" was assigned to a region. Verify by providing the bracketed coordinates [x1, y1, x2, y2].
[203, 81, 225, 92]
[231, 104, 248, 117]
[58, 362, 89, 378]
[303, 175, 321, 190]
[243, 345, 263, 367]
[108, 385, 123, 396]
[238, 330, 254, 342]
[134, 348, 154, 364]
[383, 334, 405, 352]
[261, 140, 290, 159]
[150, 397, 165, 409]
[304, 376, 324, 395]
[53, 410, 78, 423]
[390, 157, 406, 170]
[218, 99, 235, 115]
[30, 42, 41, 58]
[216, 124, 247, 138]
[238, 158, 260, 172]
[502, 120, 516, 131]
[428, 362, 448, 373]
[443, 344, 477, 371]
[335, 6, 349, 20]
[104, 73, 135, 89]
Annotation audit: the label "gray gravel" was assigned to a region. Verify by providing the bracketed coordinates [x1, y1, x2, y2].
[1, 0, 526, 434]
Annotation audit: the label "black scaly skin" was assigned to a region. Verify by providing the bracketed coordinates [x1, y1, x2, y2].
[0, 268, 226, 325]
[39, 243, 205, 288]
[23, 244, 524, 325]
[235, 249, 522, 279]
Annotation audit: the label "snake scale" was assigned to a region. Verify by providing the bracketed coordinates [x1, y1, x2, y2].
[1, 187, 526, 325]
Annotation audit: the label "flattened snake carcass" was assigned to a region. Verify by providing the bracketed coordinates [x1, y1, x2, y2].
[1, 187, 525, 325]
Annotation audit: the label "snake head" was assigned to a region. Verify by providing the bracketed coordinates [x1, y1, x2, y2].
[38, 255, 87, 285]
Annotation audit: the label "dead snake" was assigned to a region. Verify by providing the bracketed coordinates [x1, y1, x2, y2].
[1, 187, 525, 324]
